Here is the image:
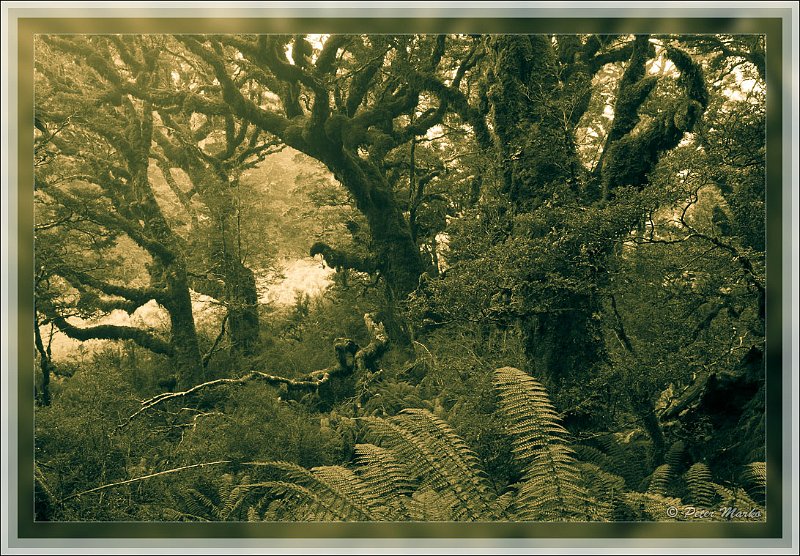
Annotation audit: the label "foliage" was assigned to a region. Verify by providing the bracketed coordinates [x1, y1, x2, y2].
[33, 32, 766, 525]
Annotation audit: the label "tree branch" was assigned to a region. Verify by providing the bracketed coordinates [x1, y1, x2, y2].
[310, 242, 378, 274]
[38, 180, 176, 264]
[61, 460, 232, 502]
[57, 268, 168, 307]
[178, 36, 292, 140]
[51, 315, 174, 356]
[202, 314, 228, 369]
[119, 313, 385, 426]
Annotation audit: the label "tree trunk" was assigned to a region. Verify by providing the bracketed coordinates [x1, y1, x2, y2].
[328, 151, 425, 302]
[521, 291, 604, 390]
[34, 317, 52, 406]
[633, 397, 666, 467]
[223, 253, 260, 355]
[486, 36, 601, 387]
[163, 262, 204, 387]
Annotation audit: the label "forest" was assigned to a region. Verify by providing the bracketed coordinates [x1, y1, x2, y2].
[32, 33, 767, 522]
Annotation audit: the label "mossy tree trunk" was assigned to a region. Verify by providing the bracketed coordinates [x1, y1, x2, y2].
[35, 36, 206, 388]
[484, 35, 708, 395]
[179, 35, 486, 342]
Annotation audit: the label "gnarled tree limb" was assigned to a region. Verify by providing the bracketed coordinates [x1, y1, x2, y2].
[119, 313, 387, 427]
[310, 242, 379, 274]
[51, 315, 174, 356]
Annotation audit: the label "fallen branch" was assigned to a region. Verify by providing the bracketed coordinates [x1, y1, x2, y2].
[354, 312, 389, 373]
[61, 460, 232, 502]
[119, 313, 387, 428]
[118, 365, 347, 428]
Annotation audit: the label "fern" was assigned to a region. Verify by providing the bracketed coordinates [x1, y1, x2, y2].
[646, 464, 674, 496]
[577, 462, 626, 521]
[712, 483, 764, 521]
[253, 461, 386, 521]
[154, 367, 750, 523]
[164, 473, 257, 521]
[684, 463, 715, 508]
[573, 444, 616, 472]
[405, 487, 461, 521]
[664, 440, 686, 471]
[353, 443, 415, 519]
[493, 367, 592, 521]
[595, 433, 644, 488]
[620, 492, 685, 521]
[362, 409, 497, 520]
[741, 461, 766, 504]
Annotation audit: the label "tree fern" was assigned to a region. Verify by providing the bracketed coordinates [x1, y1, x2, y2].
[646, 463, 674, 496]
[253, 461, 386, 521]
[361, 409, 497, 520]
[741, 461, 765, 504]
[684, 462, 715, 508]
[493, 367, 592, 521]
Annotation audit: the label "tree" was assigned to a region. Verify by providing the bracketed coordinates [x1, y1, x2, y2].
[35, 35, 205, 387]
[150, 104, 281, 356]
[411, 35, 710, 408]
[171, 34, 490, 339]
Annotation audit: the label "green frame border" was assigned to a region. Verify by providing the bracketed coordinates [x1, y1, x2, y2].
[7, 11, 792, 549]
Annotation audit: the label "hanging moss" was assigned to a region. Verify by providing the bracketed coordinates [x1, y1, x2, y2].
[665, 45, 709, 108]
[601, 43, 708, 193]
[604, 35, 657, 145]
[485, 35, 578, 210]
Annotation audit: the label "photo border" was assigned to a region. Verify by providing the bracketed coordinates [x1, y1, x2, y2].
[3, 2, 797, 552]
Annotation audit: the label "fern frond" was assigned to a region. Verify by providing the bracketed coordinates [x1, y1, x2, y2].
[595, 432, 646, 488]
[354, 443, 415, 519]
[741, 462, 766, 503]
[573, 444, 616, 472]
[577, 462, 626, 521]
[175, 487, 218, 520]
[493, 367, 593, 521]
[312, 466, 393, 519]
[712, 483, 764, 521]
[620, 492, 684, 521]
[362, 411, 495, 520]
[684, 463, 714, 508]
[512, 444, 592, 521]
[664, 440, 686, 470]
[405, 487, 460, 521]
[646, 464, 674, 496]
[493, 490, 517, 520]
[246, 505, 260, 522]
[493, 368, 570, 466]
[252, 480, 350, 521]
[251, 462, 384, 521]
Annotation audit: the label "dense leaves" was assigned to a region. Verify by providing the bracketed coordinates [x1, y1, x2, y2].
[33, 32, 766, 523]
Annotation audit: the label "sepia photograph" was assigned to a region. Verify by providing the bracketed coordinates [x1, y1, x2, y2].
[3, 2, 798, 554]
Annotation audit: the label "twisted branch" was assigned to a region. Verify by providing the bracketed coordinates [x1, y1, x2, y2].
[119, 313, 388, 427]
